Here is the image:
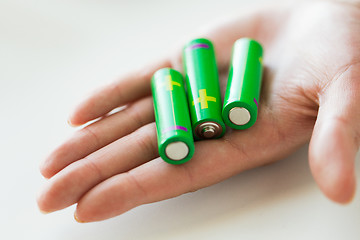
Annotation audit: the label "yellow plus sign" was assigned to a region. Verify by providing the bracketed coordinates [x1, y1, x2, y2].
[162, 75, 181, 91]
[193, 89, 216, 109]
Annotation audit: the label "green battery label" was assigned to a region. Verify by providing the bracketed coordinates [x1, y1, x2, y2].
[151, 68, 194, 164]
[183, 38, 225, 140]
[222, 38, 263, 129]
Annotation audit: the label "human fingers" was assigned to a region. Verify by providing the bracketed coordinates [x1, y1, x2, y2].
[73, 140, 240, 222]
[40, 97, 154, 179]
[37, 122, 157, 213]
[73, 109, 308, 223]
[68, 59, 170, 126]
[309, 63, 360, 203]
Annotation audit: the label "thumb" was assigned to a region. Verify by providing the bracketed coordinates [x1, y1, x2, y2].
[309, 64, 360, 203]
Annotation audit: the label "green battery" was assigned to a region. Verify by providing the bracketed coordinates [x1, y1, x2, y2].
[151, 68, 194, 164]
[183, 38, 225, 140]
[222, 38, 263, 129]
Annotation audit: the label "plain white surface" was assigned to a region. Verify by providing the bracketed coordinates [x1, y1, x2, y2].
[1, 0, 359, 239]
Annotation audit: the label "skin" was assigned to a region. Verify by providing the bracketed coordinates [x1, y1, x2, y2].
[37, 0, 360, 222]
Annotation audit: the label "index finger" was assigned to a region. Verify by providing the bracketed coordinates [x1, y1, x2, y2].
[69, 59, 171, 126]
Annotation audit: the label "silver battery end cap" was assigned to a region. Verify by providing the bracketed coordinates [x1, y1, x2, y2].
[196, 122, 222, 139]
[165, 141, 189, 161]
[202, 125, 216, 138]
[229, 107, 251, 125]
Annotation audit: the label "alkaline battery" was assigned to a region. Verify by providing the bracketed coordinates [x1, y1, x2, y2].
[151, 68, 194, 164]
[222, 38, 263, 129]
[183, 38, 225, 140]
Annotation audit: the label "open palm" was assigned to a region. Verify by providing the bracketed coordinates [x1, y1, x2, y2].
[38, 1, 360, 222]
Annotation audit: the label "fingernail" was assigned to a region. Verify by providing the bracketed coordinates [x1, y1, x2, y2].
[39, 160, 51, 179]
[67, 118, 76, 127]
[39, 209, 51, 214]
[74, 212, 85, 223]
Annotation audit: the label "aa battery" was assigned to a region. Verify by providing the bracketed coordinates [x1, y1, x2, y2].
[183, 38, 225, 140]
[151, 68, 194, 164]
[222, 38, 263, 129]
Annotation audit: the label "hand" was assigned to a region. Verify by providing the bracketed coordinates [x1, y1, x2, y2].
[37, 0, 360, 222]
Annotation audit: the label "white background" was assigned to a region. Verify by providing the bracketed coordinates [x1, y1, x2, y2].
[0, 0, 359, 239]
